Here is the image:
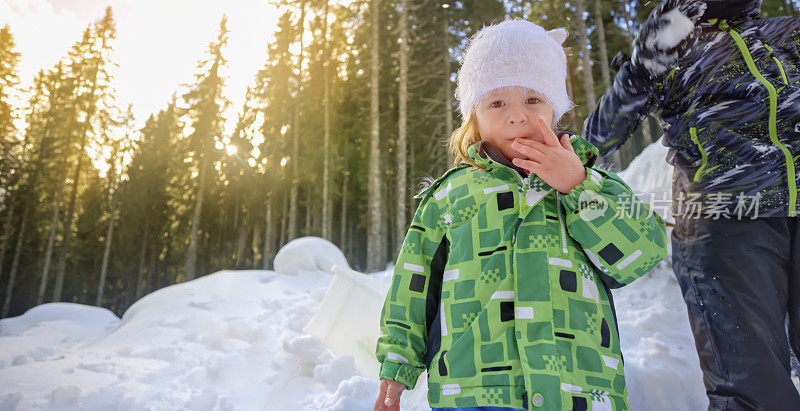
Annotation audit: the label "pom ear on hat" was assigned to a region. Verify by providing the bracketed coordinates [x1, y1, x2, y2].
[546, 28, 568, 45]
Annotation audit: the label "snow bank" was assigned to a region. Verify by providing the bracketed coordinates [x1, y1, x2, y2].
[0, 268, 349, 410]
[0, 302, 119, 337]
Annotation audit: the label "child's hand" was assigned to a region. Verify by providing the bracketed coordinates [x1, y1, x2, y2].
[373, 378, 405, 411]
[510, 116, 587, 194]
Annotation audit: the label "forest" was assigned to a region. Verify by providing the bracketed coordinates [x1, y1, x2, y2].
[0, 0, 798, 318]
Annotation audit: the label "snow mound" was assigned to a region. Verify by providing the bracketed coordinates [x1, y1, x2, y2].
[273, 236, 350, 275]
[0, 303, 119, 337]
[0, 270, 339, 410]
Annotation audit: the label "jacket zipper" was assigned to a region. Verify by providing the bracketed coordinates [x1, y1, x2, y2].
[510, 171, 525, 281]
[729, 29, 797, 217]
[689, 127, 708, 182]
[556, 193, 568, 254]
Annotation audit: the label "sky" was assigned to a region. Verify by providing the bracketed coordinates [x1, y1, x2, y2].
[0, 0, 284, 134]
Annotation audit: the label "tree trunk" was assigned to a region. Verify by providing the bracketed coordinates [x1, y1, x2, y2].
[262, 199, 273, 270]
[147, 235, 157, 295]
[574, 0, 596, 111]
[565, 69, 579, 129]
[163, 230, 172, 287]
[312, 199, 320, 236]
[280, 187, 288, 246]
[394, 0, 410, 255]
[592, 0, 611, 89]
[1, 207, 27, 318]
[96, 192, 117, 306]
[340, 172, 348, 256]
[443, 11, 454, 168]
[288, 0, 308, 242]
[305, 184, 312, 235]
[367, 0, 385, 271]
[589, 0, 623, 168]
[0, 203, 15, 288]
[135, 227, 147, 300]
[52, 143, 87, 302]
[184, 156, 207, 281]
[252, 220, 262, 269]
[409, 139, 415, 211]
[233, 198, 240, 230]
[235, 220, 248, 268]
[37, 175, 66, 305]
[53, 57, 102, 302]
[322, 0, 332, 240]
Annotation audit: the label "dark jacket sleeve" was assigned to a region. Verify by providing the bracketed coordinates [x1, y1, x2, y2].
[582, 58, 660, 156]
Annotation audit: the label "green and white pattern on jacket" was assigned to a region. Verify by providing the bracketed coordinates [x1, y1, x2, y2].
[375, 135, 668, 410]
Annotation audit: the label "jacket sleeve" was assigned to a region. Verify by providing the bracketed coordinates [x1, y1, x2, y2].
[582, 58, 660, 156]
[375, 181, 449, 390]
[560, 166, 668, 288]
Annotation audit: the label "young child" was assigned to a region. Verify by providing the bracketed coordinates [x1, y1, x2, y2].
[583, 0, 800, 408]
[374, 19, 667, 411]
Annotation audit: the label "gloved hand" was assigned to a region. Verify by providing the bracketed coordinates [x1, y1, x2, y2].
[631, 0, 707, 79]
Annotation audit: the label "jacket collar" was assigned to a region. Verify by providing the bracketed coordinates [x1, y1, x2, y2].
[464, 131, 599, 182]
[700, 0, 760, 24]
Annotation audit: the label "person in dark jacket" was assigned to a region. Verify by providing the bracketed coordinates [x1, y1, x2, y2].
[583, 0, 800, 409]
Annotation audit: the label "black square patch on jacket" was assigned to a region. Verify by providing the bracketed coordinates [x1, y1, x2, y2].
[500, 301, 514, 321]
[572, 396, 588, 411]
[559, 270, 577, 292]
[409, 274, 426, 292]
[497, 191, 514, 211]
[599, 243, 624, 265]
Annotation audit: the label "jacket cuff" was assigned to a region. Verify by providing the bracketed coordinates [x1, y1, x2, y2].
[561, 167, 604, 211]
[378, 361, 424, 390]
[623, 59, 659, 93]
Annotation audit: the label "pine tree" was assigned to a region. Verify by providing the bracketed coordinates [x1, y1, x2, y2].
[0, 24, 21, 193]
[366, 0, 385, 271]
[182, 16, 230, 281]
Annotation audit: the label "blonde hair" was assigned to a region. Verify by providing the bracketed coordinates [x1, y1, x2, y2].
[447, 110, 485, 170]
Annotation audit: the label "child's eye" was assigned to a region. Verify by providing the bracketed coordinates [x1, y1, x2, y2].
[490, 101, 504, 108]
[526, 97, 541, 104]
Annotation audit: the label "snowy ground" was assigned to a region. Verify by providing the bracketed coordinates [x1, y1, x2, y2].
[0, 140, 796, 410]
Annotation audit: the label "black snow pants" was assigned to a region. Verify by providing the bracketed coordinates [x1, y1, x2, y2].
[671, 216, 800, 410]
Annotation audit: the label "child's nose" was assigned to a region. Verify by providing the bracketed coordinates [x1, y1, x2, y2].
[507, 110, 528, 125]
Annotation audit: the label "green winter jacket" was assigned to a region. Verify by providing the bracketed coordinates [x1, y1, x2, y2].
[375, 134, 668, 410]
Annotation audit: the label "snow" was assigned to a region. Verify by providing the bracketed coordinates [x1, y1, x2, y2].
[273, 236, 350, 275]
[0, 140, 796, 410]
[614, 263, 707, 409]
[645, 9, 695, 51]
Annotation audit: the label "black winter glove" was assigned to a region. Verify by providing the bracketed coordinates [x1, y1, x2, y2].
[631, 0, 707, 79]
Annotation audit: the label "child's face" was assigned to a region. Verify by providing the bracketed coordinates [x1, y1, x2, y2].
[474, 86, 555, 161]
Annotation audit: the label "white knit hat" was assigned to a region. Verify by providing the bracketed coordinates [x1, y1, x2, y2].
[455, 19, 573, 122]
